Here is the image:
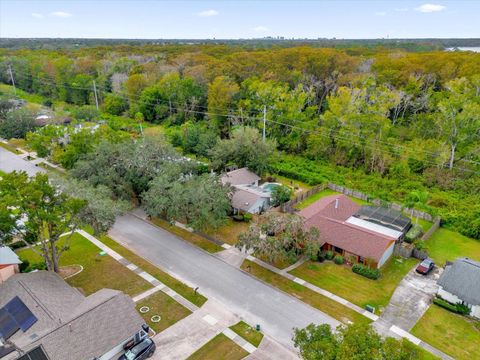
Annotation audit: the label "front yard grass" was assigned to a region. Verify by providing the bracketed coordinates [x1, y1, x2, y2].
[136, 291, 191, 333]
[205, 218, 250, 245]
[151, 217, 223, 253]
[241, 260, 371, 325]
[426, 228, 480, 266]
[0, 141, 22, 154]
[16, 232, 152, 296]
[290, 257, 418, 312]
[99, 235, 207, 307]
[411, 304, 480, 360]
[187, 333, 248, 360]
[229, 321, 264, 347]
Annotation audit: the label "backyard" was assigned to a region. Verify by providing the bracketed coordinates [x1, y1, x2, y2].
[135, 291, 191, 333]
[289, 257, 419, 312]
[16, 232, 152, 296]
[411, 305, 480, 360]
[241, 260, 371, 325]
[187, 333, 248, 360]
[425, 228, 480, 266]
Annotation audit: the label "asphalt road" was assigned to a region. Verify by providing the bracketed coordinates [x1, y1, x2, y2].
[0, 146, 44, 176]
[110, 213, 340, 348]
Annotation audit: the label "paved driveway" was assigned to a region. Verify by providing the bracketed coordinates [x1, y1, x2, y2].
[380, 266, 441, 331]
[0, 147, 44, 176]
[110, 213, 339, 348]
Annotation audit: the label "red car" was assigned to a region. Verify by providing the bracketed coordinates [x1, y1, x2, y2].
[416, 259, 435, 275]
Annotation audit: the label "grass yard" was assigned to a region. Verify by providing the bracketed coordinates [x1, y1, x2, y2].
[290, 257, 418, 311]
[295, 189, 369, 210]
[241, 260, 371, 325]
[426, 228, 480, 266]
[16, 232, 152, 296]
[136, 291, 191, 333]
[270, 174, 313, 192]
[187, 333, 248, 360]
[7, 138, 28, 151]
[38, 162, 66, 176]
[151, 217, 223, 253]
[205, 218, 250, 245]
[411, 305, 480, 360]
[0, 141, 22, 154]
[229, 321, 264, 347]
[99, 235, 207, 307]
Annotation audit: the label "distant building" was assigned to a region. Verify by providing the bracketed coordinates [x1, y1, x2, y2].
[0, 246, 22, 283]
[300, 195, 411, 268]
[0, 271, 147, 360]
[220, 167, 261, 187]
[437, 258, 480, 319]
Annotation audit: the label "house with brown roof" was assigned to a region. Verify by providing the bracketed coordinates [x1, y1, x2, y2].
[299, 195, 411, 268]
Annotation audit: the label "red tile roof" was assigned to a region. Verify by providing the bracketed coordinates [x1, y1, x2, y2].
[300, 195, 395, 263]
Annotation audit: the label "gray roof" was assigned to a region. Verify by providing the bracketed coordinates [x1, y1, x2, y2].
[231, 188, 268, 212]
[0, 246, 22, 265]
[437, 258, 480, 305]
[0, 271, 144, 360]
[221, 167, 261, 186]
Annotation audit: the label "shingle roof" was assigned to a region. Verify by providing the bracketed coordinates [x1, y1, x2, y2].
[0, 246, 22, 265]
[220, 167, 261, 186]
[0, 272, 144, 360]
[437, 258, 480, 306]
[231, 187, 268, 212]
[300, 195, 394, 263]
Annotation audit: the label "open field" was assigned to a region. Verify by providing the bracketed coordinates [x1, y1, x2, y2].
[16, 232, 152, 296]
[411, 305, 480, 360]
[426, 228, 480, 265]
[290, 257, 418, 311]
[241, 260, 371, 325]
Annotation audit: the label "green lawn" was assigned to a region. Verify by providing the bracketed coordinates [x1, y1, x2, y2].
[229, 321, 264, 347]
[38, 162, 66, 176]
[16, 233, 152, 296]
[241, 260, 371, 325]
[0, 141, 22, 154]
[187, 334, 248, 360]
[136, 291, 191, 333]
[205, 218, 250, 245]
[99, 235, 207, 307]
[290, 257, 418, 311]
[411, 305, 480, 360]
[295, 189, 369, 210]
[151, 217, 223, 253]
[426, 228, 480, 266]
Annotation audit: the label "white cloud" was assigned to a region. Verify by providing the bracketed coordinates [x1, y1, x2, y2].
[31, 13, 44, 18]
[253, 26, 269, 32]
[375, 11, 387, 16]
[394, 8, 409, 12]
[415, 4, 446, 13]
[198, 9, 219, 17]
[51, 11, 72, 18]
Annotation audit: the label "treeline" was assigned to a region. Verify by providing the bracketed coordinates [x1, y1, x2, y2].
[0, 44, 479, 238]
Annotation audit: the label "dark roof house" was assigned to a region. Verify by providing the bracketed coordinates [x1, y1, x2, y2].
[437, 258, 480, 306]
[0, 271, 145, 360]
[220, 168, 261, 186]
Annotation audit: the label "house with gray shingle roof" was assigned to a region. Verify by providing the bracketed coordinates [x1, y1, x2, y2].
[437, 258, 480, 319]
[0, 271, 147, 360]
[0, 246, 22, 283]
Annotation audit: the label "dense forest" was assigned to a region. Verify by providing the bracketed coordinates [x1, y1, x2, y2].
[0, 43, 479, 239]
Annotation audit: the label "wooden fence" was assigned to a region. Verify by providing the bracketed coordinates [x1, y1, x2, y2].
[281, 184, 327, 213]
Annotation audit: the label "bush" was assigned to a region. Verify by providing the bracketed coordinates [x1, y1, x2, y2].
[233, 214, 244, 222]
[243, 213, 253, 222]
[334, 255, 344, 265]
[317, 251, 326, 262]
[325, 250, 334, 260]
[434, 297, 471, 315]
[270, 185, 292, 207]
[19, 259, 30, 272]
[352, 263, 381, 280]
[414, 240, 428, 251]
[405, 224, 423, 243]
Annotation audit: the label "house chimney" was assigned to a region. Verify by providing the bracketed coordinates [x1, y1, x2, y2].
[335, 198, 339, 209]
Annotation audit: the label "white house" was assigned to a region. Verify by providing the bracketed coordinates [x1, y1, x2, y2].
[437, 258, 480, 319]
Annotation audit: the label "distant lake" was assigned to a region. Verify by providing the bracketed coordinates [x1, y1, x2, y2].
[445, 47, 480, 53]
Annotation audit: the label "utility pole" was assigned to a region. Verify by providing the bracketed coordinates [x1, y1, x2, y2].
[8, 65, 16, 96]
[92, 80, 99, 110]
[262, 105, 266, 142]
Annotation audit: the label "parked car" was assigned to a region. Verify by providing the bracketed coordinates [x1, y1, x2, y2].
[119, 338, 156, 360]
[416, 258, 435, 275]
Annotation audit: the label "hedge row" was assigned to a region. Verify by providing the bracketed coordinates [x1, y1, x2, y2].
[352, 263, 381, 280]
[433, 297, 470, 315]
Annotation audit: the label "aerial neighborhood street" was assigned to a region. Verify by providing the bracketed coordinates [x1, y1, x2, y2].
[1, 2, 480, 359]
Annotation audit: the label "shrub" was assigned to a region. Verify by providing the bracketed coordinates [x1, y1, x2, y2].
[243, 213, 253, 222]
[19, 260, 30, 272]
[405, 224, 423, 243]
[317, 251, 326, 262]
[325, 250, 334, 260]
[352, 263, 381, 280]
[414, 240, 428, 251]
[270, 185, 293, 207]
[334, 255, 344, 265]
[233, 214, 244, 222]
[434, 297, 471, 315]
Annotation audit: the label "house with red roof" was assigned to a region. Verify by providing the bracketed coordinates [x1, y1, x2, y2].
[299, 194, 411, 268]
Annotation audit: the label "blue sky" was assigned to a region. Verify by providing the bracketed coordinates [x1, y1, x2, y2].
[0, 1, 478, 39]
